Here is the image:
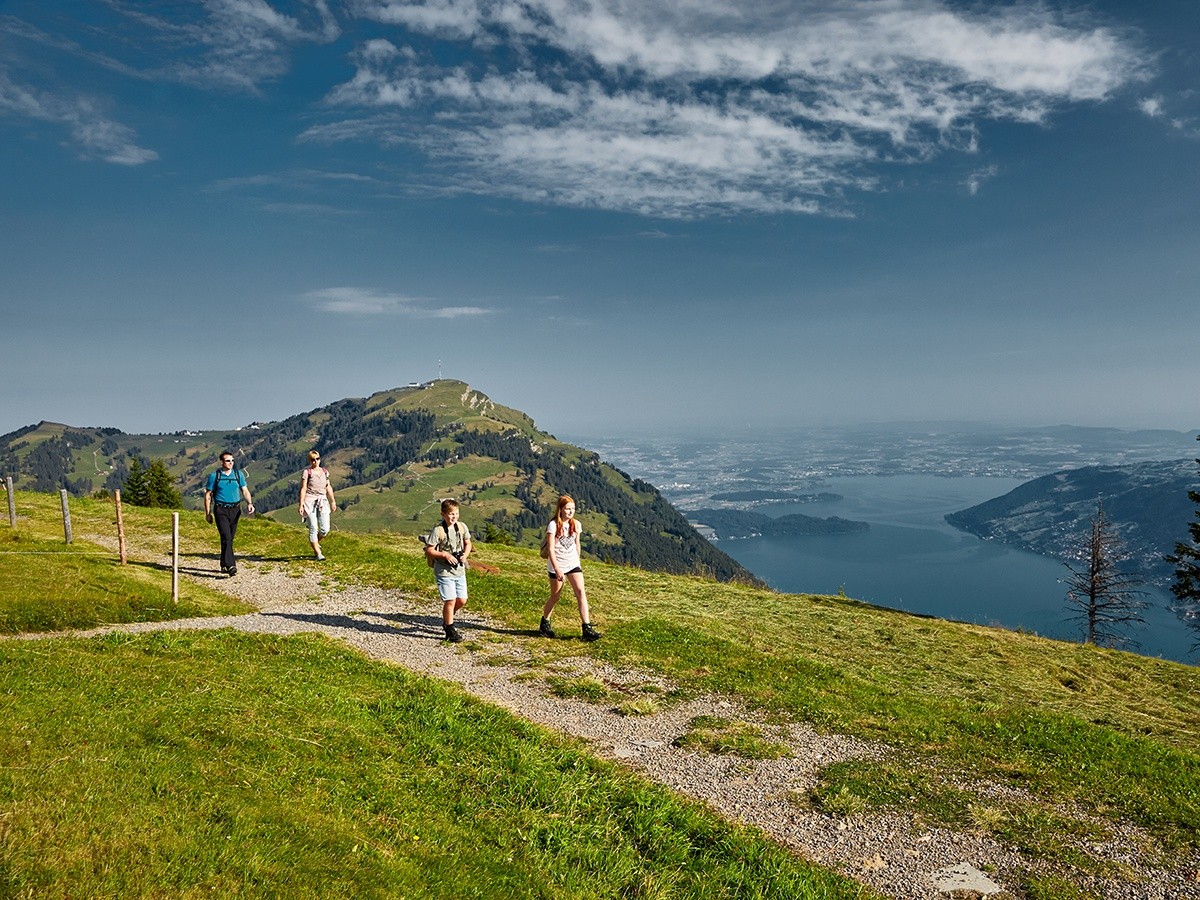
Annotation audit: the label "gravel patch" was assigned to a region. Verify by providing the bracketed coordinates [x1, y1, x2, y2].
[10, 556, 1200, 900]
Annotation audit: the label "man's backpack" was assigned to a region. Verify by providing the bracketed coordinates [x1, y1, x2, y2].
[210, 467, 243, 497]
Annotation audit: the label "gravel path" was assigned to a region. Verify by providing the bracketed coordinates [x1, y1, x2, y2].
[11, 559, 1200, 899]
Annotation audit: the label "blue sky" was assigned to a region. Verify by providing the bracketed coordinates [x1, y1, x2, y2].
[2, 0, 1197, 440]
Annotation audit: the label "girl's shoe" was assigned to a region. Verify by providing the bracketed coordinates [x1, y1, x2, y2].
[539, 617, 557, 638]
[581, 623, 601, 642]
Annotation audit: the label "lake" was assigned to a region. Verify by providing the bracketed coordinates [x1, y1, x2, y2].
[708, 475, 1197, 665]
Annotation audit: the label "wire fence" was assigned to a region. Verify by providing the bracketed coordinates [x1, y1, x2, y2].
[2, 479, 177, 603]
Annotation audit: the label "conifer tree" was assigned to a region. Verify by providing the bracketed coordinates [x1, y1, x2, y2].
[1063, 501, 1147, 648]
[1166, 436, 1200, 654]
[122, 457, 150, 507]
[145, 459, 183, 509]
[1165, 435, 1200, 607]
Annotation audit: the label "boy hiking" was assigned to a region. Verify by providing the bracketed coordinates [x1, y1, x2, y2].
[424, 499, 473, 642]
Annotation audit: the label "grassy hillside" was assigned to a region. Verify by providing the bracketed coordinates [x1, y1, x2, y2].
[2, 488, 1198, 898]
[0, 381, 753, 583]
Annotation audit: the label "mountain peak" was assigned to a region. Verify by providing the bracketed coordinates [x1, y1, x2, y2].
[1, 383, 757, 585]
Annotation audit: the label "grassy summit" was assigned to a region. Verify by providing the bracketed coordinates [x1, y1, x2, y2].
[0, 380, 754, 583]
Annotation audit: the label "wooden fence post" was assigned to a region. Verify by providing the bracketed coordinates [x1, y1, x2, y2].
[4, 476, 13, 528]
[60, 489, 72, 544]
[172, 512, 179, 606]
[114, 490, 127, 565]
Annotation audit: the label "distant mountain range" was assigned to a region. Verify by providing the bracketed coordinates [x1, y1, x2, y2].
[0, 380, 756, 584]
[945, 459, 1198, 591]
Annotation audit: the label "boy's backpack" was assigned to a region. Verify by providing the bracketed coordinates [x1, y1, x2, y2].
[426, 522, 462, 567]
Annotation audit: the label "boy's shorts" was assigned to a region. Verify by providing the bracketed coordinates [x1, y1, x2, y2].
[435, 571, 468, 602]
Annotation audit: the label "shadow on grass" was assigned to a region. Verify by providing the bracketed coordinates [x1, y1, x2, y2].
[178, 551, 308, 565]
[265, 609, 527, 642]
[260, 611, 413, 637]
[124, 559, 228, 581]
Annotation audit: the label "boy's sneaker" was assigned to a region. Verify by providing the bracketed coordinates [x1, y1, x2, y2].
[539, 617, 556, 638]
[444, 624, 464, 643]
[581, 622, 601, 642]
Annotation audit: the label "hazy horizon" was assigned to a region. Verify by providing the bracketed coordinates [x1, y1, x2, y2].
[5, 392, 1197, 447]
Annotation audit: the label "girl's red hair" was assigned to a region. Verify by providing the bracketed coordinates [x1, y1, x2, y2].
[554, 495, 578, 537]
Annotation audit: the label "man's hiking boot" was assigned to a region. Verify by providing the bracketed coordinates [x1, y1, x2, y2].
[228, 566, 237, 576]
[444, 623, 464, 643]
[539, 617, 556, 638]
[581, 622, 601, 642]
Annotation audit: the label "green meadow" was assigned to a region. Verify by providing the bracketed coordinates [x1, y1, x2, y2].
[2, 489, 1198, 898]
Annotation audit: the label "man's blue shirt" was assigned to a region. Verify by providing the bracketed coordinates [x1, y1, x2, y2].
[206, 469, 246, 504]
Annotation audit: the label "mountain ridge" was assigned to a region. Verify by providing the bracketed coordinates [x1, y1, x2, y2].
[945, 458, 1197, 593]
[0, 381, 757, 585]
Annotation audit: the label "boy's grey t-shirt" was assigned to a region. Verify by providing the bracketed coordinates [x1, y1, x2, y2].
[426, 522, 470, 575]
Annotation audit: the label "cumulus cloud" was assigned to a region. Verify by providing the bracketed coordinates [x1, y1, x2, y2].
[314, 0, 1150, 216]
[1139, 96, 1164, 117]
[306, 286, 492, 317]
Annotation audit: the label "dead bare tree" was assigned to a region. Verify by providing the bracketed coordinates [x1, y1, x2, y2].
[1062, 501, 1147, 649]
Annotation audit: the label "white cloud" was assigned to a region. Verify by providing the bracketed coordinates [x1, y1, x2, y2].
[162, 0, 340, 92]
[427, 305, 491, 318]
[0, 1, 340, 164]
[34, 0, 342, 94]
[0, 69, 158, 165]
[964, 165, 999, 196]
[326, 0, 1151, 216]
[306, 286, 493, 317]
[1139, 96, 1164, 117]
[307, 286, 419, 314]
[1, 0, 1160, 207]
